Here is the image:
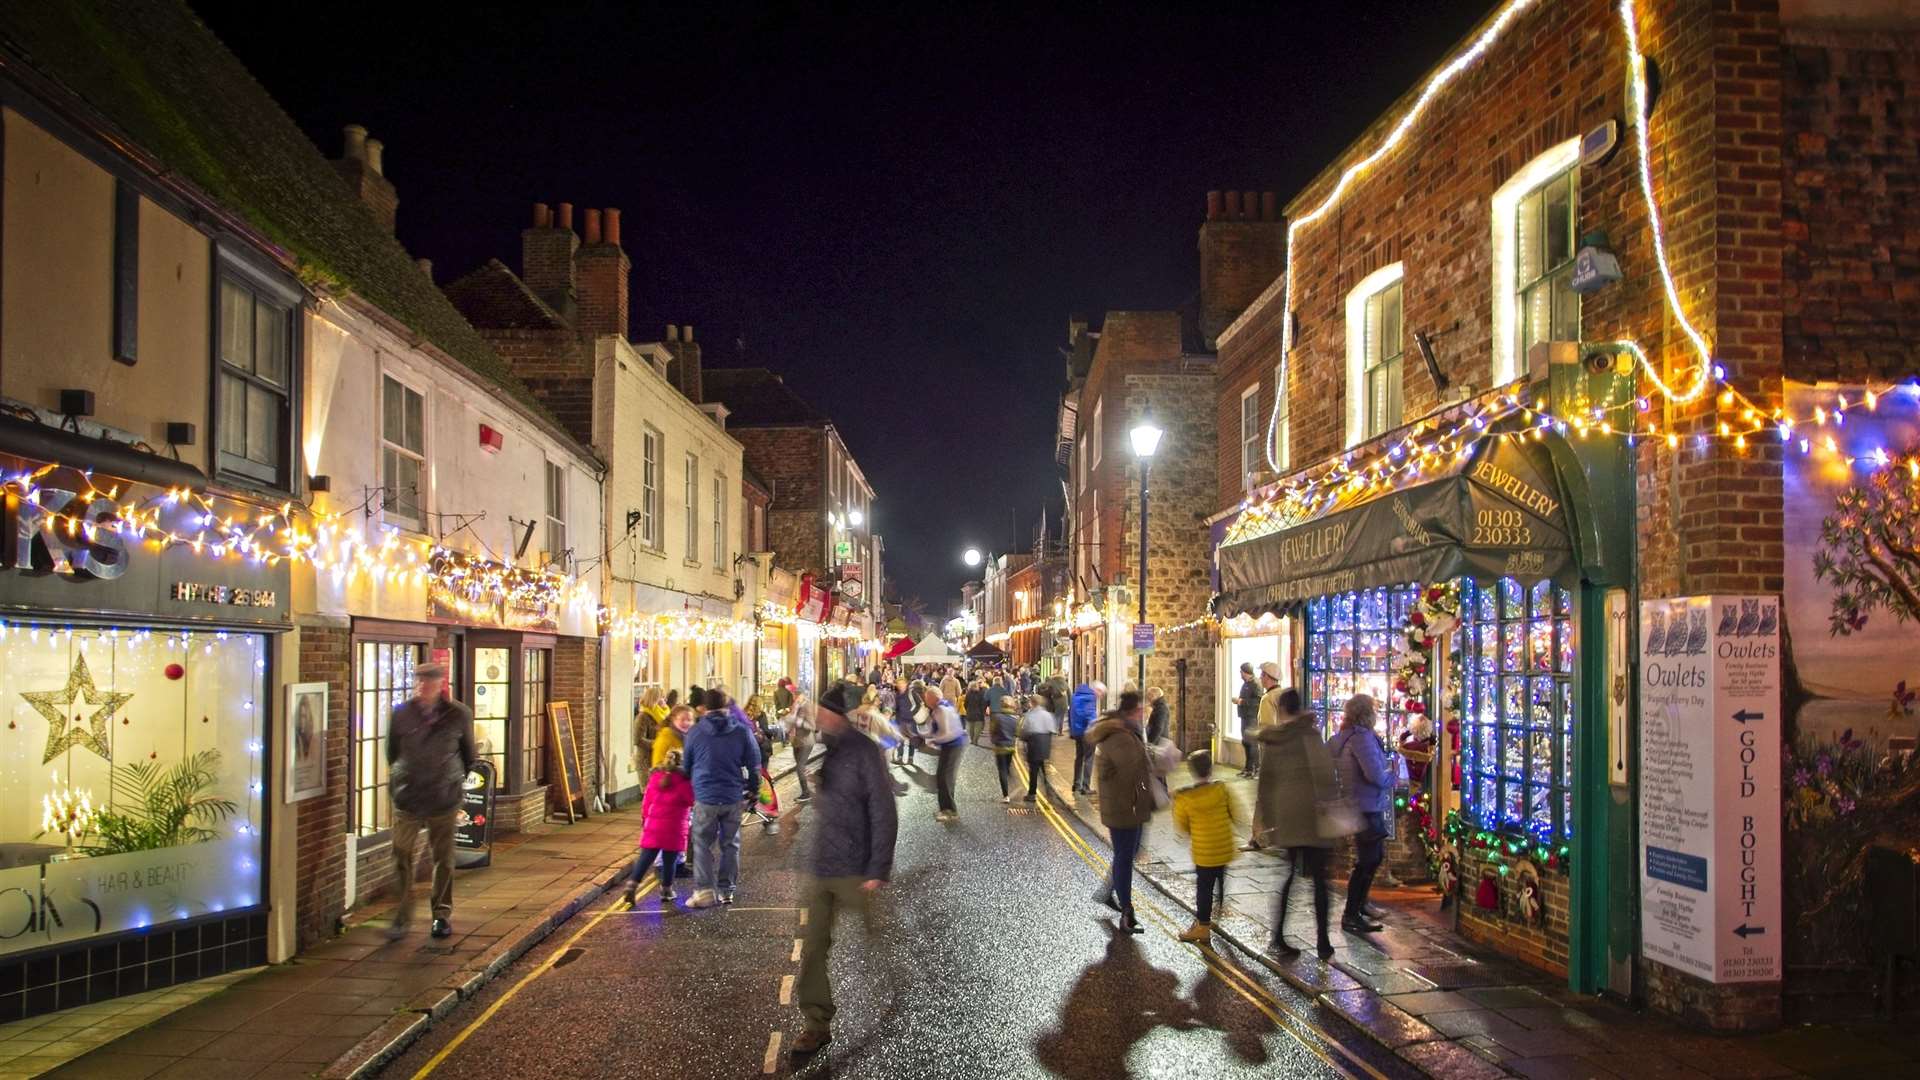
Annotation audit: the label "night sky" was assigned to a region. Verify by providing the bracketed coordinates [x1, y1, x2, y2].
[196, 0, 1488, 615]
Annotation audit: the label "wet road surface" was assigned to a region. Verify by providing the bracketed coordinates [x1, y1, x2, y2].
[379, 746, 1419, 1079]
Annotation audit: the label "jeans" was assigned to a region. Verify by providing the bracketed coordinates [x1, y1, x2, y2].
[1195, 864, 1227, 924]
[1277, 845, 1332, 946]
[792, 737, 814, 798]
[1071, 735, 1094, 790]
[1022, 734, 1053, 798]
[1241, 729, 1261, 774]
[1109, 826, 1143, 918]
[935, 742, 963, 813]
[994, 752, 1014, 796]
[797, 875, 871, 1034]
[1346, 811, 1388, 919]
[391, 808, 458, 925]
[690, 801, 743, 893]
[627, 847, 682, 894]
[966, 718, 984, 746]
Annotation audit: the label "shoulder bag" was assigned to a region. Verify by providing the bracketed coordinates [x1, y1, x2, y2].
[1315, 730, 1363, 840]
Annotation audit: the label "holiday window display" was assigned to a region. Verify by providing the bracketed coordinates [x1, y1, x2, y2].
[0, 623, 264, 958]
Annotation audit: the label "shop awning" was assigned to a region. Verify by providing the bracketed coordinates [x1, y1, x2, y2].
[1215, 435, 1573, 616]
[883, 635, 917, 660]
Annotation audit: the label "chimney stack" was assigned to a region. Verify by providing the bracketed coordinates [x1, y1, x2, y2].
[574, 206, 629, 340]
[666, 324, 679, 341]
[522, 199, 579, 319]
[604, 208, 621, 248]
[663, 323, 704, 404]
[1197, 188, 1286, 347]
[330, 123, 397, 234]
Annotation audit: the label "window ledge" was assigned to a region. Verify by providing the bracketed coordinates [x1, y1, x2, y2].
[638, 545, 667, 561]
[684, 559, 702, 570]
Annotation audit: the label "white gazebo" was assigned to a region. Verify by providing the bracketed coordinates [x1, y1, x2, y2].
[897, 635, 967, 666]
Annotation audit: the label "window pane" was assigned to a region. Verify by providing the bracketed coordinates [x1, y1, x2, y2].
[1516, 189, 1543, 285]
[220, 281, 252, 371]
[219, 373, 247, 455]
[1546, 175, 1574, 269]
[254, 301, 288, 386]
[1381, 283, 1402, 359]
[245, 383, 280, 466]
[404, 385, 424, 453]
[386, 450, 422, 527]
[1552, 273, 1580, 342]
[383, 377, 404, 444]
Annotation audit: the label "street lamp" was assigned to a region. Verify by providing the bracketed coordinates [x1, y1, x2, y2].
[848, 508, 864, 527]
[1130, 416, 1163, 694]
[962, 547, 982, 567]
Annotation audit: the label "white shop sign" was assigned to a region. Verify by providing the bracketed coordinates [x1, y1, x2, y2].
[0, 834, 260, 958]
[1637, 594, 1782, 984]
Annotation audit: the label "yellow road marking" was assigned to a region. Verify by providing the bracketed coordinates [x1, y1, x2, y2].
[779, 973, 795, 1005]
[1013, 757, 1387, 1080]
[792, 937, 803, 962]
[762, 1031, 782, 1074]
[411, 879, 656, 1079]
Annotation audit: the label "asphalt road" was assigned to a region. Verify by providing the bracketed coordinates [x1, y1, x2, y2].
[378, 745, 1419, 1080]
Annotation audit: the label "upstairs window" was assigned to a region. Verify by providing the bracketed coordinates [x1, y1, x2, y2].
[381, 375, 427, 532]
[545, 461, 567, 565]
[712, 473, 726, 567]
[1515, 167, 1580, 357]
[1239, 384, 1260, 491]
[640, 426, 662, 549]
[684, 453, 699, 563]
[1345, 262, 1405, 446]
[216, 275, 295, 487]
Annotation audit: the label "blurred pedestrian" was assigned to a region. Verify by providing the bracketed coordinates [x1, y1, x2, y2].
[1328, 693, 1391, 934]
[989, 685, 1021, 802]
[386, 662, 475, 941]
[963, 678, 988, 746]
[624, 749, 694, 906]
[939, 667, 961, 707]
[1233, 662, 1263, 779]
[790, 698, 819, 803]
[1171, 750, 1239, 942]
[790, 683, 897, 1061]
[1019, 693, 1056, 803]
[1254, 688, 1338, 959]
[1069, 680, 1102, 794]
[774, 676, 796, 717]
[635, 686, 667, 789]
[923, 686, 966, 821]
[1145, 686, 1170, 745]
[683, 688, 761, 908]
[1085, 690, 1153, 934]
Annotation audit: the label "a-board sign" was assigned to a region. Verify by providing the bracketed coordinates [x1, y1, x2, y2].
[548, 702, 588, 823]
[455, 760, 497, 869]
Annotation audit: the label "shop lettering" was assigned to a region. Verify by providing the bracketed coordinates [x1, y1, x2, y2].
[96, 862, 193, 893]
[2, 488, 129, 581]
[1278, 522, 1348, 570]
[1717, 640, 1777, 660]
[170, 582, 277, 607]
[1644, 662, 1707, 689]
[1472, 460, 1561, 520]
[0, 883, 102, 944]
[1392, 498, 1432, 546]
[1473, 508, 1534, 546]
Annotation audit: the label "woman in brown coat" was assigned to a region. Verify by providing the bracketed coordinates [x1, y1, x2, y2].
[1084, 691, 1153, 934]
[1253, 688, 1338, 959]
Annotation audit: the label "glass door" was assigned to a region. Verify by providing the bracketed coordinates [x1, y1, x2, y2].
[522, 647, 551, 788]
[470, 645, 511, 789]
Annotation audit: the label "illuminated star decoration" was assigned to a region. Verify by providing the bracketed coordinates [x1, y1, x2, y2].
[21, 654, 129, 764]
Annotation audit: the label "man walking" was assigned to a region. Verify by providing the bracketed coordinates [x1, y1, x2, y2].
[682, 688, 762, 907]
[924, 686, 966, 821]
[1234, 662, 1264, 778]
[791, 683, 898, 1060]
[387, 662, 476, 941]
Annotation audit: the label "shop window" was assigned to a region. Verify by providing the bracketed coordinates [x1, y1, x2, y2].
[0, 625, 266, 958]
[1453, 577, 1574, 841]
[1491, 138, 1581, 384]
[381, 374, 427, 532]
[521, 648, 550, 787]
[353, 638, 423, 835]
[1304, 585, 1420, 739]
[215, 274, 294, 488]
[471, 646, 511, 786]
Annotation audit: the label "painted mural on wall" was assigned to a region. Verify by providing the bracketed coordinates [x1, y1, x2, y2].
[1780, 380, 1920, 994]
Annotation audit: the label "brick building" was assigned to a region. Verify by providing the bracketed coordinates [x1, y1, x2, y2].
[1210, 0, 1920, 1032]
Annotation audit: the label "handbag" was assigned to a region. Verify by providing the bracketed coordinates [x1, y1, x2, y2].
[1314, 732, 1363, 840]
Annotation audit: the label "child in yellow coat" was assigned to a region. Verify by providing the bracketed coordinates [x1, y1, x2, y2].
[1171, 750, 1241, 942]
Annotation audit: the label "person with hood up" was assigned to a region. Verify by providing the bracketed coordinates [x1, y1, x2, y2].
[1069, 680, 1103, 794]
[651, 704, 695, 769]
[789, 683, 898, 1061]
[923, 686, 966, 821]
[1253, 687, 1339, 959]
[681, 688, 762, 907]
[1084, 690, 1153, 934]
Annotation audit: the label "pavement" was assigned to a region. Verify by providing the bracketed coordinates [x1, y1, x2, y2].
[1038, 738, 1919, 1080]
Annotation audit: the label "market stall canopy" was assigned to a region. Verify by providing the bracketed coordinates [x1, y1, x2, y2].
[965, 639, 1006, 661]
[898, 635, 967, 665]
[1216, 434, 1573, 616]
[883, 635, 916, 660]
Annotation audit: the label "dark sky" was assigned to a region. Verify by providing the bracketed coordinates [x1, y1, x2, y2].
[196, 0, 1487, 614]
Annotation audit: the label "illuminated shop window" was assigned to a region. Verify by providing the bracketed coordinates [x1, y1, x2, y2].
[1453, 577, 1574, 841]
[1304, 585, 1420, 740]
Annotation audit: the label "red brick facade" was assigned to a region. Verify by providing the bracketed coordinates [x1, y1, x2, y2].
[294, 619, 352, 950]
[733, 427, 829, 576]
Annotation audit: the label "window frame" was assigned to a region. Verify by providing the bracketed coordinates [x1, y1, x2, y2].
[1515, 168, 1581, 361]
[1239, 383, 1260, 491]
[1362, 279, 1406, 440]
[683, 452, 700, 565]
[1491, 139, 1582, 385]
[379, 371, 430, 534]
[210, 249, 301, 493]
[640, 425, 662, 550]
[711, 471, 726, 568]
[349, 631, 431, 838]
[545, 460, 568, 566]
[1343, 262, 1406, 447]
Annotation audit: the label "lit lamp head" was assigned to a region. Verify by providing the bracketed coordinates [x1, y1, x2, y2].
[1130, 417, 1164, 460]
[848, 508, 864, 527]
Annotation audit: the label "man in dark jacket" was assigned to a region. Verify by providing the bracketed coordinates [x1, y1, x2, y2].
[682, 689, 762, 907]
[1234, 662, 1264, 778]
[386, 662, 476, 940]
[792, 682, 897, 1060]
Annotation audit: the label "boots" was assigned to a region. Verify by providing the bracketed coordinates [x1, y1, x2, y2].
[1178, 921, 1211, 943]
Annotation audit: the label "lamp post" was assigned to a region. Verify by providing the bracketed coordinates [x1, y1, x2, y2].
[1129, 417, 1163, 694]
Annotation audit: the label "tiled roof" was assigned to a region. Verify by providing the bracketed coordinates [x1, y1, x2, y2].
[701, 367, 829, 428]
[0, 0, 554, 420]
[444, 260, 570, 331]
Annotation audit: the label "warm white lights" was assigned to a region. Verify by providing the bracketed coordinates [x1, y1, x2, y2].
[1130, 419, 1164, 460]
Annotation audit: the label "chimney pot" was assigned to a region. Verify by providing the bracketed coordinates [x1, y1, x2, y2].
[533, 202, 551, 228]
[604, 208, 621, 248]
[1261, 192, 1278, 221]
[365, 139, 385, 176]
[416, 257, 433, 280]
[1206, 191, 1222, 220]
[1224, 191, 1242, 218]
[341, 124, 367, 160]
[583, 208, 602, 244]
[557, 202, 574, 231]
[684, 325, 693, 341]
[667, 325, 679, 341]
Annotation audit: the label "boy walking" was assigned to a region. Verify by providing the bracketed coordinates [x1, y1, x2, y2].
[1171, 750, 1240, 943]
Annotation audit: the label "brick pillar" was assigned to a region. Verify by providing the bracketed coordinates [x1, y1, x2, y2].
[551, 636, 602, 805]
[294, 617, 351, 950]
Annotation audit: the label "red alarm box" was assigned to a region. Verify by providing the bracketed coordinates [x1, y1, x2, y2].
[478, 424, 504, 454]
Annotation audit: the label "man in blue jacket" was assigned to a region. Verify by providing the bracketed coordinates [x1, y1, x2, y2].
[1069, 680, 1103, 794]
[682, 688, 762, 908]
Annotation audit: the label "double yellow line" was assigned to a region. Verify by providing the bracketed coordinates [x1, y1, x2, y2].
[1013, 757, 1388, 1080]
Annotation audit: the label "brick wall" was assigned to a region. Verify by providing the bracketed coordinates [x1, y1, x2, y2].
[735, 427, 827, 572]
[482, 326, 595, 446]
[1215, 287, 1288, 511]
[551, 635, 601, 804]
[1197, 201, 1285, 347]
[294, 618, 351, 950]
[1455, 845, 1573, 978]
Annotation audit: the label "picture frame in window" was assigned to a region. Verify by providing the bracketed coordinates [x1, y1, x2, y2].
[286, 681, 329, 803]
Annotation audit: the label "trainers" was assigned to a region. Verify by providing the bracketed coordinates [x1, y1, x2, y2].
[791, 1029, 832, 1056]
[1177, 922, 1211, 943]
[796, 794, 812, 803]
[385, 921, 410, 942]
[621, 887, 637, 907]
[688, 889, 720, 909]
[1001, 794, 1011, 804]
[1119, 915, 1145, 935]
[720, 889, 736, 905]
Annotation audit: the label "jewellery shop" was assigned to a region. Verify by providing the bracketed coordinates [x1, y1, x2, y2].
[1214, 424, 1634, 987]
[0, 447, 290, 1018]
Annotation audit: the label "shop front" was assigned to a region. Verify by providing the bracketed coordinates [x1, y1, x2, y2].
[1216, 424, 1631, 989]
[0, 456, 290, 1018]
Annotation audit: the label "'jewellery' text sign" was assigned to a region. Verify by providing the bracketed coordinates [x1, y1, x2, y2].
[1638, 595, 1782, 984]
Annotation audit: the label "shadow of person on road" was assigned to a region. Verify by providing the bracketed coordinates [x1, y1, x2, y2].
[1032, 928, 1201, 1079]
[1188, 957, 1276, 1066]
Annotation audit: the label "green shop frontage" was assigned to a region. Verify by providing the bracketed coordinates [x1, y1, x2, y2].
[1215, 413, 1637, 996]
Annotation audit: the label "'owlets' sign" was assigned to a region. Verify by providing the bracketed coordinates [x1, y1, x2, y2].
[1637, 595, 1782, 984]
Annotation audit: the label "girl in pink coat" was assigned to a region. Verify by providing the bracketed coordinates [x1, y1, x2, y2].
[624, 750, 695, 906]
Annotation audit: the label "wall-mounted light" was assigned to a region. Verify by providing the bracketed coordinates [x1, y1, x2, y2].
[59, 389, 94, 417]
[308, 475, 332, 493]
[166, 421, 196, 446]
